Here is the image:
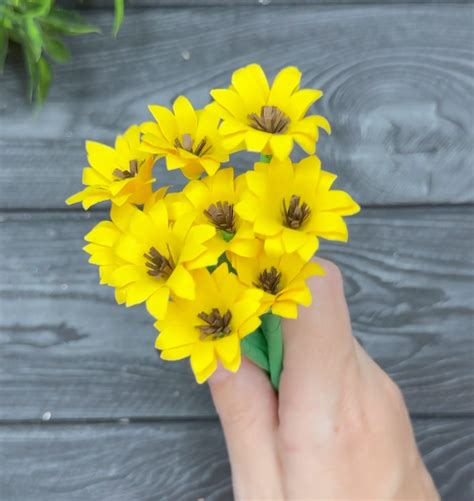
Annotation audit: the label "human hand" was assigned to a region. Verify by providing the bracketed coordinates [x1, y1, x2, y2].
[208, 259, 439, 500]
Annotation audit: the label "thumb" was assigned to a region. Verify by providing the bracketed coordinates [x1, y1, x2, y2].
[208, 357, 283, 499]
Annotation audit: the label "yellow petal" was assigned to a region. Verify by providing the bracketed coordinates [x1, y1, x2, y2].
[148, 105, 178, 143]
[308, 212, 349, 241]
[269, 134, 293, 160]
[215, 334, 240, 364]
[210, 89, 247, 121]
[146, 286, 170, 319]
[288, 89, 323, 121]
[281, 227, 309, 253]
[245, 129, 270, 152]
[110, 264, 144, 287]
[220, 353, 241, 373]
[124, 279, 158, 306]
[160, 345, 193, 361]
[82, 167, 110, 185]
[254, 216, 282, 236]
[84, 221, 119, 246]
[195, 358, 218, 384]
[191, 342, 215, 375]
[167, 264, 195, 300]
[272, 300, 298, 319]
[264, 236, 285, 256]
[172, 96, 198, 137]
[232, 65, 266, 113]
[268, 66, 301, 108]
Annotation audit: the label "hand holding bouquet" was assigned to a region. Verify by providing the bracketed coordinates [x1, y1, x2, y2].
[67, 64, 359, 389]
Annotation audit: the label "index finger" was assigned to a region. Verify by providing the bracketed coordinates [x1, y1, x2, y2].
[279, 258, 359, 422]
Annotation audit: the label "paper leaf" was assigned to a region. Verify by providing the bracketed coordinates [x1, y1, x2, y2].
[42, 8, 101, 36]
[113, 0, 125, 37]
[0, 25, 7, 74]
[37, 56, 52, 105]
[241, 329, 270, 372]
[43, 36, 70, 63]
[261, 312, 283, 390]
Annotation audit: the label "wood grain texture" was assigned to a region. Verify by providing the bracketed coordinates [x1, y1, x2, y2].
[60, 0, 474, 6]
[1, 5, 473, 208]
[0, 419, 472, 500]
[0, 207, 472, 419]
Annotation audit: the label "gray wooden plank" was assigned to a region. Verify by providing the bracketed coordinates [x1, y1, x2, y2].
[0, 419, 472, 500]
[0, 207, 472, 419]
[60, 0, 474, 6]
[1, 5, 473, 208]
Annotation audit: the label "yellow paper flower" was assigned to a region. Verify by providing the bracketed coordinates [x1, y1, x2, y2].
[84, 198, 221, 319]
[208, 64, 330, 160]
[232, 253, 323, 319]
[66, 125, 156, 209]
[141, 96, 229, 179]
[235, 156, 360, 260]
[153, 264, 263, 383]
[170, 167, 260, 259]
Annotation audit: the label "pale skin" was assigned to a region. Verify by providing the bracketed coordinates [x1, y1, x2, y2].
[208, 259, 439, 500]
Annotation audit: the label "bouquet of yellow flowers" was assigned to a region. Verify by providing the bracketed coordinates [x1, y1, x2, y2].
[67, 64, 359, 389]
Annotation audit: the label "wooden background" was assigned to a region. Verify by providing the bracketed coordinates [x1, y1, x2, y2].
[1, 1, 473, 499]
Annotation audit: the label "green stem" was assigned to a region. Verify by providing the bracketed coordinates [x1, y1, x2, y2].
[260, 153, 272, 163]
[261, 312, 283, 390]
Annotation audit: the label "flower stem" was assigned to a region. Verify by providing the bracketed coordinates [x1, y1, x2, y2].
[260, 312, 283, 390]
[260, 153, 272, 163]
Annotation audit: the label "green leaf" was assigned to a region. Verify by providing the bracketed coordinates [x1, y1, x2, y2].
[43, 35, 70, 63]
[25, 17, 43, 61]
[22, 44, 39, 102]
[261, 313, 283, 390]
[0, 25, 8, 74]
[41, 8, 101, 36]
[113, 0, 124, 37]
[241, 329, 270, 373]
[26, 0, 53, 19]
[36, 56, 52, 105]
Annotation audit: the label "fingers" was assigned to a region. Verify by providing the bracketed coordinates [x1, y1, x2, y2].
[279, 258, 359, 425]
[208, 357, 283, 499]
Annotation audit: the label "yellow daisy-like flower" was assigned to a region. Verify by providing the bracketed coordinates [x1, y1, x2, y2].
[84, 198, 221, 319]
[209, 64, 330, 160]
[141, 96, 229, 179]
[66, 125, 156, 209]
[153, 264, 263, 383]
[235, 156, 360, 260]
[232, 253, 323, 319]
[171, 167, 260, 259]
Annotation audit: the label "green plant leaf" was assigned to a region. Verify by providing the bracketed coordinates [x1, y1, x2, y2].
[26, 0, 53, 19]
[41, 8, 101, 36]
[25, 17, 43, 61]
[0, 25, 8, 74]
[22, 44, 39, 102]
[43, 35, 70, 63]
[36, 56, 52, 105]
[113, 0, 124, 37]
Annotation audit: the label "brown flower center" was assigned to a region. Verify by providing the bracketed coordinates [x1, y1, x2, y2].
[283, 195, 311, 229]
[254, 266, 282, 295]
[143, 246, 175, 280]
[196, 309, 232, 341]
[248, 106, 290, 134]
[113, 159, 139, 180]
[203, 201, 236, 233]
[174, 133, 212, 157]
